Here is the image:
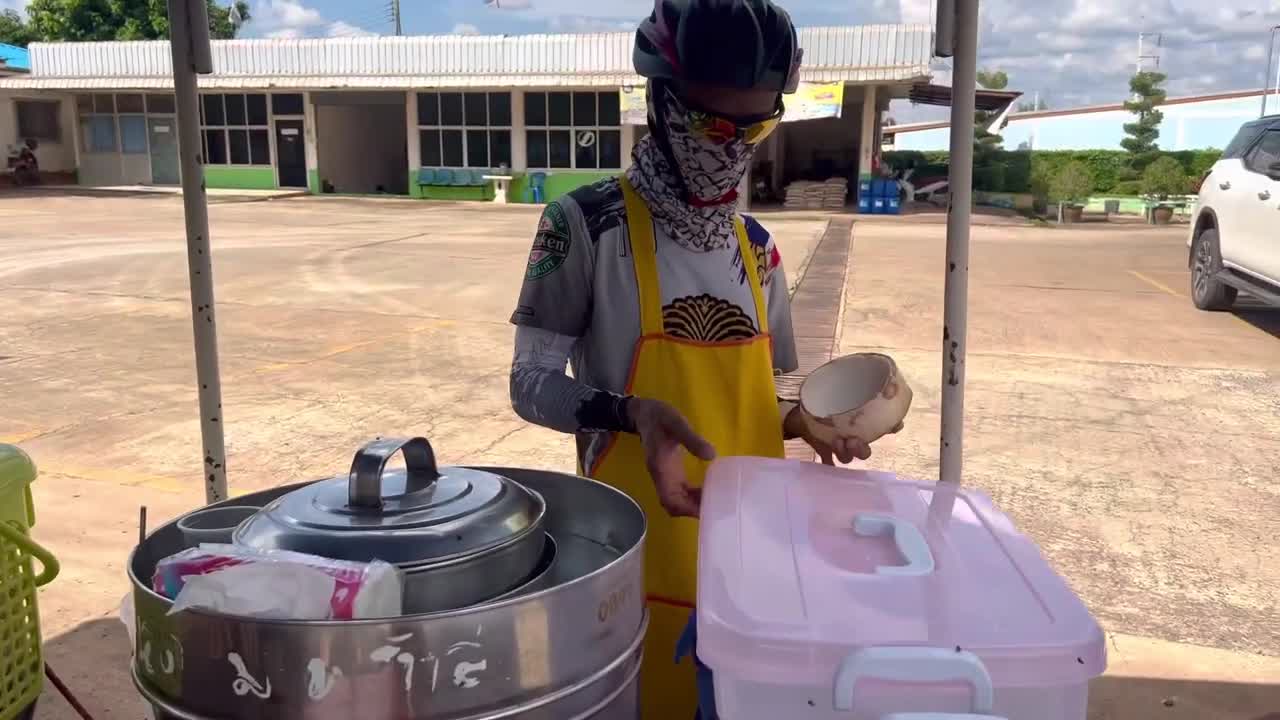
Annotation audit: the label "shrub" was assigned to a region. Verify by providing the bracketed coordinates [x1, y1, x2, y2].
[882, 148, 1224, 195]
[1141, 156, 1190, 198]
[1050, 161, 1094, 204]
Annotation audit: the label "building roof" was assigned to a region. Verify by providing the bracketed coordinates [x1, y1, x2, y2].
[885, 87, 1274, 137]
[0, 43, 29, 72]
[906, 82, 1022, 112]
[0, 25, 932, 91]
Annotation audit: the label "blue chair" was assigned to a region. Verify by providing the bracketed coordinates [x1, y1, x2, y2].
[416, 167, 436, 186]
[523, 172, 547, 203]
[451, 169, 472, 186]
[434, 168, 454, 186]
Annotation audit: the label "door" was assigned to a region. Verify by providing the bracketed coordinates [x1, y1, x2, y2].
[275, 119, 307, 188]
[1235, 130, 1280, 284]
[147, 117, 180, 185]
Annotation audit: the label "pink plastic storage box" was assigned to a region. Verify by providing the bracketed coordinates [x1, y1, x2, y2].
[697, 457, 1106, 720]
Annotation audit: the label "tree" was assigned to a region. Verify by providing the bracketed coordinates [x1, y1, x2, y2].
[23, 0, 248, 43]
[1, 9, 36, 47]
[1121, 71, 1167, 169]
[1016, 97, 1048, 112]
[1050, 161, 1094, 205]
[976, 70, 1008, 91]
[974, 68, 1009, 146]
[972, 68, 1010, 189]
[1141, 156, 1189, 199]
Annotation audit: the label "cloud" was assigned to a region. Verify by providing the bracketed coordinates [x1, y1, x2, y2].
[546, 16, 634, 33]
[241, 0, 324, 37]
[327, 20, 376, 37]
[451, 22, 480, 35]
[242, 0, 376, 39]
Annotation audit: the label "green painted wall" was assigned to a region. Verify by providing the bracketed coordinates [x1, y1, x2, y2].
[204, 166, 277, 191]
[404, 170, 615, 203]
[308, 169, 320, 195]
[508, 171, 616, 204]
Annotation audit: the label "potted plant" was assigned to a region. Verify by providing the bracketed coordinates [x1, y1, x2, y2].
[1050, 161, 1093, 224]
[1141, 156, 1189, 225]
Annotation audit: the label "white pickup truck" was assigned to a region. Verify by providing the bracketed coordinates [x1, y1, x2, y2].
[1188, 115, 1280, 310]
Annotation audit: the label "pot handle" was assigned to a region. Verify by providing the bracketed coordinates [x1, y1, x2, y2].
[348, 436, 439, 509]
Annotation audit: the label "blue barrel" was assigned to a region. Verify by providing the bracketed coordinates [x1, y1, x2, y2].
[857, 195, 873, 214]
[872, 197, 887, 213]
[886, 195, 901, 214]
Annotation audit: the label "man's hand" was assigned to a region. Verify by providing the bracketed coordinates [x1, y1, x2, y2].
[627, 398, 717, 518]
[784, 405, 896, 466]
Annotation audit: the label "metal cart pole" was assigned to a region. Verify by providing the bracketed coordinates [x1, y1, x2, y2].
[939, 0, 980, 486]
[167, 0, 228, 503]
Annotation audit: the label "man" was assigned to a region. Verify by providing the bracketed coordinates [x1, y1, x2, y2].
[509, 1, 873, 716]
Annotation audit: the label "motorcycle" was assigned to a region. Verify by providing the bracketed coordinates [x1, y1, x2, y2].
[5, 138, 40, 187]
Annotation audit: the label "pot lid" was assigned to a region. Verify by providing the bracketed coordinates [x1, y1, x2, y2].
[233, 437, 545, 566]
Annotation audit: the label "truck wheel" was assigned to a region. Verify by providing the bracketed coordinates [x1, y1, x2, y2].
[1191, 229, 1237, 311]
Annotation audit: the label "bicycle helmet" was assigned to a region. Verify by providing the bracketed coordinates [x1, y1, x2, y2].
[634, 0, 802, 94]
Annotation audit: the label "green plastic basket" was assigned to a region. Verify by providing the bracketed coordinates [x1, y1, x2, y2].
[0, 445, 59, 720]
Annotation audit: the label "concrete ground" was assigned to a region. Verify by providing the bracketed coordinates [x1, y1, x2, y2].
[0, 190, 827, 719]
[843, 219, 1280, 718]
[1, 189, 1277, 718]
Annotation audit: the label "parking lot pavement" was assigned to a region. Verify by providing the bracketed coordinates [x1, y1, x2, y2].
[840, 220, 1280, 717]
[0, 191, 828, 719]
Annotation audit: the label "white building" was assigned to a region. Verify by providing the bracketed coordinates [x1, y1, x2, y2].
[886, 89, 1274, 152]
[0, 27, 933, 203]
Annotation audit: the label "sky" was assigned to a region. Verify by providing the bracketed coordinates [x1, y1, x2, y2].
[4, 0, 1280, 118]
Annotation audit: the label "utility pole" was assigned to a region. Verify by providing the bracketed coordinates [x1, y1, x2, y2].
[1263, 26, 1279, 117]
[392, 0, 402, 35]
[1136, 31, 1162, 74]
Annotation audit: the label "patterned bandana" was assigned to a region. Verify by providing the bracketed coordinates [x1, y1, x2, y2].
[625, 89, 757, 252]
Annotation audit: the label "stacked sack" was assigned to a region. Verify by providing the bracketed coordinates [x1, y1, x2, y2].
[783, 178, 849, 210]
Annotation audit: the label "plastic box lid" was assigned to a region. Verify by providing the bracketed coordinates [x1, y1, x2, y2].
[696, 458, 1106, 689]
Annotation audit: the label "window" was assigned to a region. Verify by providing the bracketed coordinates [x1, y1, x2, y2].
[525, 91, 622, 170]
[417, 91, 512, 168]
[82, 116, 118, 153]
[16, 101, 61, 141]
[116, 94, 145, 113]
[272, 94, 304, 116]
[146, 95, 176, 114]
[78, 94, 118, 154]
[1244, 131, 1280, 175]
[200, 93, 270, 166]
[120, 116, 148, 154]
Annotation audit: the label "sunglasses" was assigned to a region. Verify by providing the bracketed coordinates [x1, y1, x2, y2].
[674, 92, 784, 146]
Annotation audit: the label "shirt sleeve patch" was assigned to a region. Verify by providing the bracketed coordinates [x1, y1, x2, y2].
[526, 202, 572, 280]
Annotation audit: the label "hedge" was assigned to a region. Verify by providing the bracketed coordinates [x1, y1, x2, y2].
[883, 149, 1222, 195]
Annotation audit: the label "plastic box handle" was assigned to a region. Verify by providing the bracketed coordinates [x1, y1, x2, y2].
[0, 521, 60, 587]
[852, 513, 935, 576]
[833, 646, 995, 713]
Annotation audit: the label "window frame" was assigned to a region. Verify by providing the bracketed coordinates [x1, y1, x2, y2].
[1243, 130, 1280, 177]
[524, 90, 623, 171]
[15, 99, 62, 142]
[200, 92, 273, 167]
[77, 94, 119, 155]
[416, 91, 513, 169]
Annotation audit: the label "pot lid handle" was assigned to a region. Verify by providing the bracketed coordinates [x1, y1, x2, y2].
[348, 436, 438, 510]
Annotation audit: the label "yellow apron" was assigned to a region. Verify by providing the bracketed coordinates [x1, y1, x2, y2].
[588, 176, 786, 719]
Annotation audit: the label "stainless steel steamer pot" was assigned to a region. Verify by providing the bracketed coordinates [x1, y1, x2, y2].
[129, 465, 647, 720]
[232, 437, 547, 613]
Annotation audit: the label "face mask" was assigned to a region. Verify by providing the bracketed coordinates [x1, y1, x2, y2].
[661, 89, 757, 205]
